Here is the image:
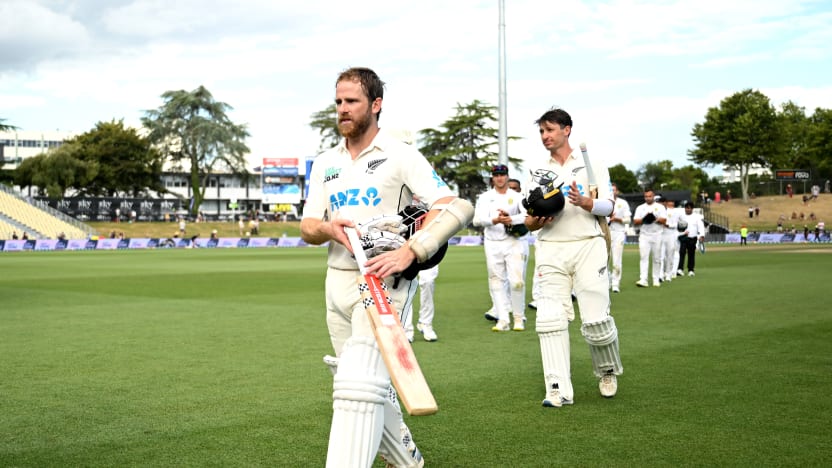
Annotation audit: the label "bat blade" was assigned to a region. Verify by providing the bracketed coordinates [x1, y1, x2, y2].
[346, 227, 438, 416]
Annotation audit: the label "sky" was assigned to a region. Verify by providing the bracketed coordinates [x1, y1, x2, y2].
[2, 0, 831, 183]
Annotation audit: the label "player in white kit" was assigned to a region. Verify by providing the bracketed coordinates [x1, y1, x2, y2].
[523, 108, 623, 407]
[607, 183, 631, 293]
[301, 67, 473, 468]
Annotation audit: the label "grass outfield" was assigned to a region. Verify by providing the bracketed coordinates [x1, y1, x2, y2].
[1, 244, 831, 466]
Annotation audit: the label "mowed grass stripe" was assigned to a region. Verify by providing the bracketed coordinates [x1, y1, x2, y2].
[2, 244, 831, 466]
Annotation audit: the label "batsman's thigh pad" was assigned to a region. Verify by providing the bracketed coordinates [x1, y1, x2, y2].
[581, 316, 623, 378]
[572, 237, 612, 323]
[409, 198, 474, 262]
[327, 336, 389, 468]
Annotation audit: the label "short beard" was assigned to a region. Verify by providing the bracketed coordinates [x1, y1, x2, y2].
[338, 109, 372, 139]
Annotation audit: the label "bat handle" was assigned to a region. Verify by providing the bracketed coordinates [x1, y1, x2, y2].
[345, 226, 369, 274]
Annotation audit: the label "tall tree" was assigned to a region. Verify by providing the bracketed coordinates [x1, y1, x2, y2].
[142, 86, 250, 215]
[607, 163, 640, 193]
[309, 103, 340, 152]
[70, 120, 165, 197]
[418, 100, 521, 202]
[689, 89, 780, 203]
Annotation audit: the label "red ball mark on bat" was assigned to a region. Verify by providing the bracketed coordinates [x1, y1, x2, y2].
[395, 338, 415, 372]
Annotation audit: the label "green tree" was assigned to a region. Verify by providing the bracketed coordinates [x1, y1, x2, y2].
[689, 89, 780, 203]
[805, 107, 832, 183]
[14, 142, 98, 198]
[418, 100, 521, 202]
[608, 163, 640, 193]
[142, 86, 250, 215]
[0, 118, 17, 131]
[309, 103, 340, 152]
[669, 164, 711, 199]
[69, 120, 165, 197]
[637, 160, 675, 191]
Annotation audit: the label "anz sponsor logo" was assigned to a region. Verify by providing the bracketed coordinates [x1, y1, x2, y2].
[329, 187, 382, 211]
[325, 167, 341, 183]
[561, 183, 587, 196]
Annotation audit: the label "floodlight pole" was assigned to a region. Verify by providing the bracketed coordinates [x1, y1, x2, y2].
[498, 0, 508, 165]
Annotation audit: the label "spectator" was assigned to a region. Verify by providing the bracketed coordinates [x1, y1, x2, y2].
[754, 206, 760, 217]
[748, 206, 754, 219]
[130, 210, 137, 223]
[726, 189, 732, 202]
[803, 225, 809, 242]
[12, 231, 19, 240]
[238, 216, 245, 236]
[786, 184, 793, 198]
[21, 232, 29, 240]
[178, 217, 186, 235]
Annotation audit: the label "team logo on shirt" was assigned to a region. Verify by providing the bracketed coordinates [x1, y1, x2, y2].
[366, 159, 387, 174]
[329, 187, 382, 211]
[571, 166, 586, 177]
[324, 167, 341, 183]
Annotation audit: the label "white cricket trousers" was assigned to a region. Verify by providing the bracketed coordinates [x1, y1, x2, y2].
[638, 232, 663, 285]
[416, 265, 439, 325]
[609, 230, 626, 289]
[535, 236, 610, 325]
[484, 237, 527, 322]
[325, 267, 416, 356]
[661, 230, 679, 279]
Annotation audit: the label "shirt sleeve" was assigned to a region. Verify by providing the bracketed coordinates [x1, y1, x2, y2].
[302, 155, 327, 220]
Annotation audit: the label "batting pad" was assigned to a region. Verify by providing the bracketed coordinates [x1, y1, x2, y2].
[327, 336, 389, 468]
[324, 355, 423, 468]
[581, 316, 624, 378]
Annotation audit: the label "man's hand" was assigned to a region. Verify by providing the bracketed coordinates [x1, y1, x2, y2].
[567, 180, 593, 212]
[364, 243, 417, 279]
[493, 209, 512, 226]
[525, 214, 554, 231]
[329, 218, 356, 252]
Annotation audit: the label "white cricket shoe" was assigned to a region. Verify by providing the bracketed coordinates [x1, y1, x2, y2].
[405, 329, 414, 343]
[677, 269, 684, 276]
[417, 322, 438, 342]
[612, 286, 620, 293]
[513, 317, 526, 331]
[484, 311, 498, 322]
[528, 301, 538, 310]
[635, 280, 649, 288]
[542, 384, 574, 408]
[688, 271, 696, 277]
[491, 320, 510, 332]
[599, 371, 618, 398]
[653, 282, 661, 288]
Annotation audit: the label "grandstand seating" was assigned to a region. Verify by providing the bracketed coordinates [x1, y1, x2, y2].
[0, 191, 91, 239]
[1, 218, 21, 240]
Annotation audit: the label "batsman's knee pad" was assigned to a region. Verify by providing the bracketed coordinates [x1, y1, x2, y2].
[378, 386, 424, 468]
[581, 316, 623, 378]
[535, 298, 570, 333]
[326, 336, 389, 468]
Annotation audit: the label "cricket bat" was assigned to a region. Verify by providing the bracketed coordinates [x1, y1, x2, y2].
[579, 142, 612, 254]
[344, 226, 438, 416]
